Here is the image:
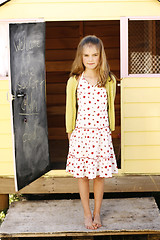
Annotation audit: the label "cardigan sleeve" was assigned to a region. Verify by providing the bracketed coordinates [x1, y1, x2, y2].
[106, 74, 116, 132]
[65, 77, 77, 133]
[112, 74, 116, 101]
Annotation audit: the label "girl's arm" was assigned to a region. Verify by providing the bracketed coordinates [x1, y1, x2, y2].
[68, 132, 72, 140]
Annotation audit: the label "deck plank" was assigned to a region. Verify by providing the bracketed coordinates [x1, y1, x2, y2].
[0, 197, 160, 237]
[1, 176, 160, 194]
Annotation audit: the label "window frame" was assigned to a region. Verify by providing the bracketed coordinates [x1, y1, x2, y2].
[120, 16, 160, 78]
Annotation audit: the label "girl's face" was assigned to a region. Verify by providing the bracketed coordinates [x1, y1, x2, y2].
[82, 44, 100, 70]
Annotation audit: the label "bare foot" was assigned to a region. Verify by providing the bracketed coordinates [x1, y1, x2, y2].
[93, 214, 102, 228]
[84, 215, 97, 230]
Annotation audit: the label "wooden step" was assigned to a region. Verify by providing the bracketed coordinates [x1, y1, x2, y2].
[0, 197, 160, 237]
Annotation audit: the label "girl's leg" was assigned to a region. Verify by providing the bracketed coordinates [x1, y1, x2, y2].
[78, 177, 97, 229]
[93, 176, 104, 228]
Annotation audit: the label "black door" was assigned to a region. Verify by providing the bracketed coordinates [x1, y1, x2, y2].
[10, 22, 50, 191]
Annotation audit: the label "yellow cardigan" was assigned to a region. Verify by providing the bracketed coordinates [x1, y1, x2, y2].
[65, 74, 116, 133]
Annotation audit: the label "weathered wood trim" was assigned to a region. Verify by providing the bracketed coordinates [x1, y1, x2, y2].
[72, 237, 94, 240]
[148, 234, 160, 240]
[0, 175, 160, 194]
[0, 194, 9, 211]
[1, 231, 160, 238]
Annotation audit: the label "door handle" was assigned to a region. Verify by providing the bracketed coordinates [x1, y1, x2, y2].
[17, 93, 25, 98]
[117, 78, 122, 87]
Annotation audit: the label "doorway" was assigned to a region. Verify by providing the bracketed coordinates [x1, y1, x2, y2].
[45, 20, 121, 169]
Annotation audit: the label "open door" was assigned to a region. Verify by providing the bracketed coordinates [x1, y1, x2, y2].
[10, 21, 51, 191]
[45, 20, 121, 170]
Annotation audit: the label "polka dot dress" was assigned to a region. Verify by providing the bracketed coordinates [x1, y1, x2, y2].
[66, 73, 118, 179]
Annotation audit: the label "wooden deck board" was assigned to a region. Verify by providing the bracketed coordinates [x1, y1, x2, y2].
[0, 175, 160, 194]
[0, 197, 160, 237]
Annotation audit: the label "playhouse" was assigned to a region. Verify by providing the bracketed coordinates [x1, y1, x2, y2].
[0, 0, 160, 210]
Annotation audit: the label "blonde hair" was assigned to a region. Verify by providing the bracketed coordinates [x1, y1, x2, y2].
[70, 35, 110, 87]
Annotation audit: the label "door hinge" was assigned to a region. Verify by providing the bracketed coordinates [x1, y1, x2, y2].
[7, 92, 16, 101]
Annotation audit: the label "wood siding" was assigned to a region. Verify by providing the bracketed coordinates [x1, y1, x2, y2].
[0, 0, 160, 21]
[121, 78, 160, 173]
[0, 80, 14, 175]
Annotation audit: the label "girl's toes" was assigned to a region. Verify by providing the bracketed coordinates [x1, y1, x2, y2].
[84, 216, 97, 230]
[93, 214, 102, 228]
[93, 221, 102, 228]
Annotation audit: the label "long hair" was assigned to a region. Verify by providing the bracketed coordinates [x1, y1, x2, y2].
[70, 35, 110, 87]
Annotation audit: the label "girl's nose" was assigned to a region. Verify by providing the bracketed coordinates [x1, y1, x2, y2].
[89, 55, 93, 62]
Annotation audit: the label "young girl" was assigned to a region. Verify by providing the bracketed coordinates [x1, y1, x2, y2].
[65, 35, 118, 230]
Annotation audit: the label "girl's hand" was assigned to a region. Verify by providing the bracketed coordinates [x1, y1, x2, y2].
[68, 133, 72, 141]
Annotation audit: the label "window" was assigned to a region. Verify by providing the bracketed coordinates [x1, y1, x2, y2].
[129, 20, 160, 74]
[121, 17, 160, 77]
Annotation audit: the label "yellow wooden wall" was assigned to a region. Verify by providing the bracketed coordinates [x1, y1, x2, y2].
[121, 78, 160, 174]
[0, 0, 160, 21]
[0, 79, 14, 175]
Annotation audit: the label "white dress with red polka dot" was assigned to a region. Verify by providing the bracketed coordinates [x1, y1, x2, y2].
[66, 73, 118, 179]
